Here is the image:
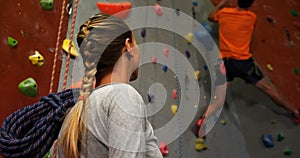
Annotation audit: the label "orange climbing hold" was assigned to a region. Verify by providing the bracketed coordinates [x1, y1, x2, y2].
[96, 2, 132, 19]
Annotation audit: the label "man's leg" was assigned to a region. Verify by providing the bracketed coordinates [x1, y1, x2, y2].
[255, 77, 299, 117]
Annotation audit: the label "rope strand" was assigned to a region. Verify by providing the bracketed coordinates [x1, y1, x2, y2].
[49, 0, 68, 93]
[62, 0, 80, 90]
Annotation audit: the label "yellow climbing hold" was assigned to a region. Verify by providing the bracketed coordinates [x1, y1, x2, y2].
[221, 119, 227, 125]
[62, 39, 78, 57]
[194, 70, 200, 80]
[185, 33, 194, 44]
[195, 143, 208, 151]
[195, 138, 204, 144]
[29, 51, 44, 66]
[171, 104, 178, 115]
[266, 64, 273, 71]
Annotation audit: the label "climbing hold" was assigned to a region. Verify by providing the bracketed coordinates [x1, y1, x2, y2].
[29, 51, 45, 66]
[277, 133, 285, 142]
[293, 21, 300, 30]
[141, 28, 146, 38]
[295, 32, 300, 40]
[171, 104, 178, 115]
[266, 64, 273, 71]
[271, 119, 277, 124]
[203, 65, 208, 71]
[164, 48, 169, 57]
[96, 2, 132, 19]
[284, 148, 292, 156]
[201, 21, 213, 35]
[192, 0, 198, 6]
[44, 151, 50, 158]
[294, 68, 299, 75]
[266, 15, 275, 23]
[159, 142, 169, 156]
[148, 94, 154, 103]
[18, 78, 38, 97]
[151, 56, 157, 63]
[262, 134, 274, 148]
[40, 0, 54, 10]
[221, 119, 226, 125]
[195, 138, 204, 144]
[185, 33, 194, 44]
[290, 9, 299, 17]
[7, 37, 18, 48]
[195, 143, 208, 151]
[175, 8, 180, 16]
[154, 4, 163, 16]
[185, 50, 191, 58]
[173, 89, 177, 99]
[193, 29, 214, 51]
[192, 6, 196, 19]
[219, 62, 226, 75]
[162, 64, 168, 72]
[194, 70, 201, 80]
[62, 39, 78, 57]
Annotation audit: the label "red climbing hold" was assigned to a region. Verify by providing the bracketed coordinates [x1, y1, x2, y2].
[173, 89, 177, 99]
[154, 4, 163, 16]
[164, 48, 169, 57]
[159, 142, 169, 156]
[293, 21, 300, 30]
[96, 2, 132, 19]
[151, 56, 157, 63]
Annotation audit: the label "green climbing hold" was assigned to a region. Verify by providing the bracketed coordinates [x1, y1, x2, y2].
[40, 0, 54, 10]
[294, 68, 299, 75]
[290, 10, 299, 17]
[8, 37, 18, 48]
[18, 78, 38, 97]
[43, 151, 50, 158]
[277, 133, 285, 142]
[284, 148, 292, 156]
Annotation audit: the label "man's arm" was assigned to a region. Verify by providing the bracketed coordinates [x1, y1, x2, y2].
[208, 0, 229, 22]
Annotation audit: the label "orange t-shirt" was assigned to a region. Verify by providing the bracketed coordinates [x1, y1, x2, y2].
[215, 8, 256, 60]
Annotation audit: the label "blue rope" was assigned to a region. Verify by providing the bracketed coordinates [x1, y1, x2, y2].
[0, 88, 80, 158]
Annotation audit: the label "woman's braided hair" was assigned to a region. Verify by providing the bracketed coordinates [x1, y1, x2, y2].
[60, 13, 133, 158]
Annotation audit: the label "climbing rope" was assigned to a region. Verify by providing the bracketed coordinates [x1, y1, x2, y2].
[0, 88, 80, 158]
[49, 0, 68, 93]
[62, 0, 80, 91]
[171, 0, 184, 157]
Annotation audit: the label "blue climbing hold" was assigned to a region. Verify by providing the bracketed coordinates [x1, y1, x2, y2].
[203, 64, 208, 71]
[162, 64, 168, 72]
[141, 28, 146, 38]
[262, 134, 274, 148]
[201, 21, 213, 35]
[175, 8, 180, 16]
[192, 0, 198, 6]
[185, 50, 191, 58]
[148, 94, 154, 103]
[193, 28, 214, 51]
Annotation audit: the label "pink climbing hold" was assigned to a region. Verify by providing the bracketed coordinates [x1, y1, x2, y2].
[154, 4, 163, 16]
[164, 48, 169, 57]
[173, 89, 177, 99]
[159, 142, 169, 156]
[151, 56, 157, 63]
[219, 62, 226, 75]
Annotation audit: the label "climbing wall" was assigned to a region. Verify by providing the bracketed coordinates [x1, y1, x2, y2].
[0, 0, 69, 125]
[211, 0, 300, 109]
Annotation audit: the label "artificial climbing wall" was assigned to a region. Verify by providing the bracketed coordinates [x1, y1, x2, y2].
[0, 0, 69, 124]
[211, 0, 300, 109]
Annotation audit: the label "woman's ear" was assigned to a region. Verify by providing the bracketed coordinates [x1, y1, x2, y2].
[125, 38, 133, 56]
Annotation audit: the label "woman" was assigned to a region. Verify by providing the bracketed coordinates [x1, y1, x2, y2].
[54, 13, 163, 158]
